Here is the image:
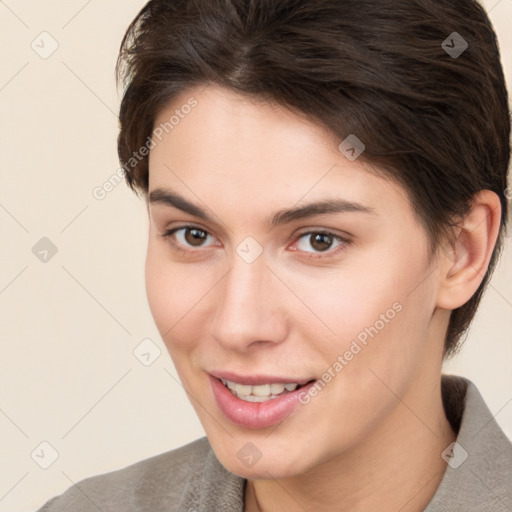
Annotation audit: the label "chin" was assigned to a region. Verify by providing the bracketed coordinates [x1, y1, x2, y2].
[212, 440, 313, 480]
[227, 459, 304, 480]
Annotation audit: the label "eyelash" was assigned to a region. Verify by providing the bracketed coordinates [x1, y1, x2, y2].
[158, 225, 351, 259]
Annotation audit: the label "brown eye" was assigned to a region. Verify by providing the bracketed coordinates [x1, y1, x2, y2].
[184, 228, 208, 247]
[309, 233, 334, 252]
[160, 226, 216, 251]
[294, 230, 348, 258]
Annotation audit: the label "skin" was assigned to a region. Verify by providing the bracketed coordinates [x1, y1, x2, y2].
[144, 84, 502, 511]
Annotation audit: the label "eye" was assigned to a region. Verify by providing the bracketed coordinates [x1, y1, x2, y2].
[159, 225, 350, 258]
[159, 225, 218, 252]
[292, 231, 349, 257]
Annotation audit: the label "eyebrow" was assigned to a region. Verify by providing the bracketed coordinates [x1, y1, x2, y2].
[148, 187, 375, 228]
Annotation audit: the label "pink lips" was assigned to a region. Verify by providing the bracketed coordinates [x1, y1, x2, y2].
[209, 374, 316, 429]
[209, 370, 312, 387]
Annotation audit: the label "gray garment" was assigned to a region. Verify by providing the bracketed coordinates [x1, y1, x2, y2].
[37, 375, 512, 511]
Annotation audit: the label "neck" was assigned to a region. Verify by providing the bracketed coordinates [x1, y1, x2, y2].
[245, 375, 456, 512]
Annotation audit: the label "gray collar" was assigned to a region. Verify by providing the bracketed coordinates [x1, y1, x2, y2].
[424, 375, 512, 511]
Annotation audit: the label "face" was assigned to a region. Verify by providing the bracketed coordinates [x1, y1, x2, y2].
[145, 84, 445, 479]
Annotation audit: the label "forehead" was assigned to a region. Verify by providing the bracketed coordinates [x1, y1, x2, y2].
[148, 84, 411, 221]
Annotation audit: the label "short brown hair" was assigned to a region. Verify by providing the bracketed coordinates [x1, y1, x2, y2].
[116, 0, 510, 357]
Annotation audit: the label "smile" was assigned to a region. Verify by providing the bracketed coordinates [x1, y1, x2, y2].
[210, 375, 317, 428]
[221, 379, 301, 402]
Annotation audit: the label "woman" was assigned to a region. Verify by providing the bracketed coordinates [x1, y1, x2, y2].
[38, 0, 512, 510]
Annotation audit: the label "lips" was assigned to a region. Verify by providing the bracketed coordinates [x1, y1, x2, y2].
[209, 373, 317, 429]
[209, 370, 313, 387]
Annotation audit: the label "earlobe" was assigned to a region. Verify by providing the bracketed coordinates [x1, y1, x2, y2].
[436, 190, 502, 310]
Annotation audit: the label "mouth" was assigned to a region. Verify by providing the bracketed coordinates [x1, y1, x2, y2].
[208, 373, 317, 428]
[220, 378, 313, 403]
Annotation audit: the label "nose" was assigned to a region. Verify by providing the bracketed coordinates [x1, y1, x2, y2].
[209, 250, 289, 353]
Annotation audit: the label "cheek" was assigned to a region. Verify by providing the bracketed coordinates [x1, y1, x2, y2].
[144, 243, 206, 352]
[291, 245, 437, 381]
[290, 254, 427, 341]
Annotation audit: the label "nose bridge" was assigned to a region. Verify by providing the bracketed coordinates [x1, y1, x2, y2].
[210, 249, 286, 350]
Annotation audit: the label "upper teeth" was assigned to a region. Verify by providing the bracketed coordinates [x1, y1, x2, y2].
[221, 379, 299, 402]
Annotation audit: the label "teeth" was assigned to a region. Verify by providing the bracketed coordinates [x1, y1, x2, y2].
[221, 379, 302, 401]
[270, 383, 285, 394]
[239, 394, 278, 402]
[252, 384, 271, 396]
[235, 383, 252, 396]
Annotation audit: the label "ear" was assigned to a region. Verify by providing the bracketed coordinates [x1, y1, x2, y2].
[436, 190, 502, 310]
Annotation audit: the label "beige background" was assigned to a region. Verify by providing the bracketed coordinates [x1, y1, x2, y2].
[0, 1, 511, 510]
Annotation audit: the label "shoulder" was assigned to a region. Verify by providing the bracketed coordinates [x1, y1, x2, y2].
[425, 375, 512, 511]
[36, 437, 229, 511]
